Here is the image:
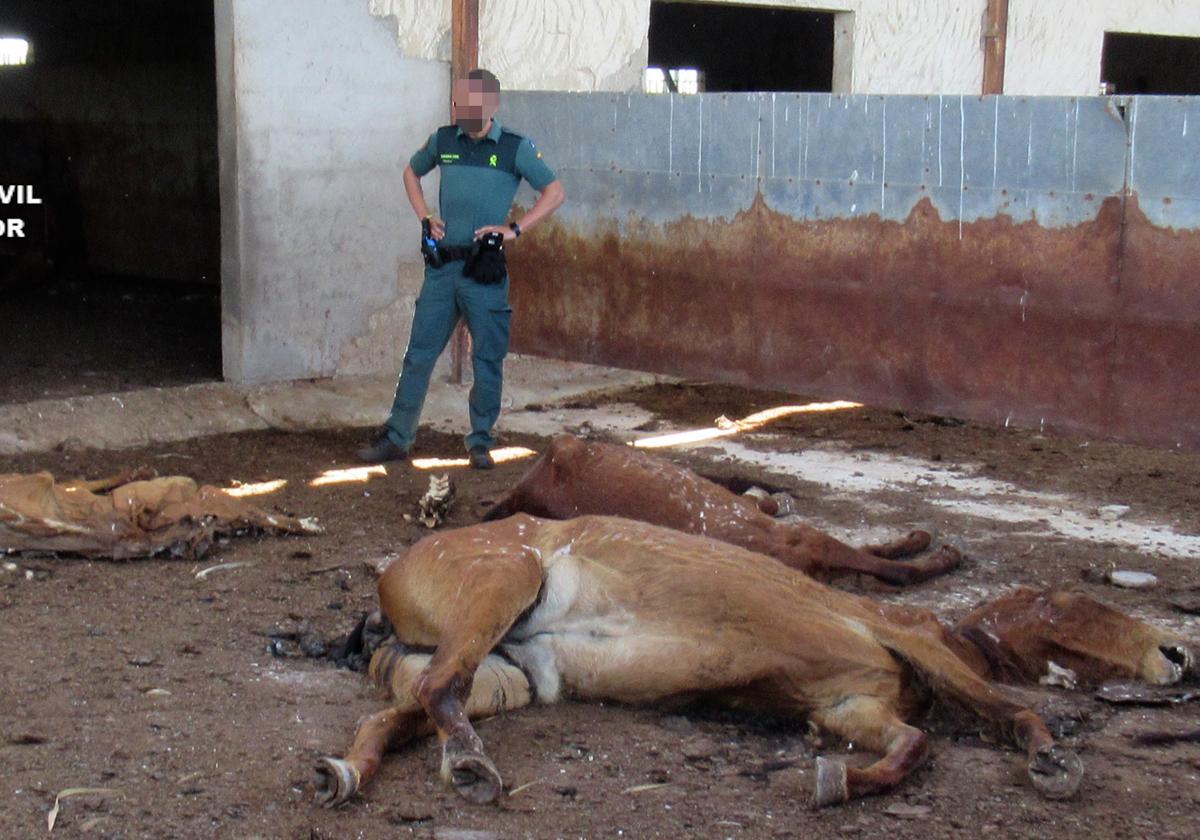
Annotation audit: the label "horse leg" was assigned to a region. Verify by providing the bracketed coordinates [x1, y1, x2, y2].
[376, 547, 543, 804]
[314, 706, 428, 807]
[877, 627, 1084, 800]
[789, 525, 962, 586]
[809, 695, 930, 807]
[859, 530, 932, 559]
[314, 647, 534, 806]
[60, 466, 157, 494]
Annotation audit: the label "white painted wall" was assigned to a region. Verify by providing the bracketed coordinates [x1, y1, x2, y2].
[370, 0, 652, 91]
[369, 0, 982, 93]
[371, 0, 1200, 96]
[810, 0, 983, 94]
[1006, 0, 1200, 95]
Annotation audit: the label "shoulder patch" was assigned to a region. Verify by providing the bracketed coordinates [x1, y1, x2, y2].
[435, 125, 461, 166]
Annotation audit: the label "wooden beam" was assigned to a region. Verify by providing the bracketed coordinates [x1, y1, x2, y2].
[449, 0, 479, 384]
[982, 0, 1010, 95]
[450, 0, 479, 82]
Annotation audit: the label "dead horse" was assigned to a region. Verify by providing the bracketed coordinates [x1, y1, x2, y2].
[314, 514, 1084, 809]
[483, 435, 961, 586]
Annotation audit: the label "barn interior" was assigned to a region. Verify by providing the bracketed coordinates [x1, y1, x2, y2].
[0, 0, 220, 404]
[0, 3, 1199, 837]
[1102, 31, 1200, 94]
[647, 1, 835, 92]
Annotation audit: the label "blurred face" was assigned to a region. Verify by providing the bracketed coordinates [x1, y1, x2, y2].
[452, 78, 499, 135]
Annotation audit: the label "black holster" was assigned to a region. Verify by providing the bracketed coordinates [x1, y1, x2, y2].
[420, 218, 444, 269]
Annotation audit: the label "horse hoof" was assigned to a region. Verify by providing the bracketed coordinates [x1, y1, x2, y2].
[1158, 643, 1194, 684]
[907, 528, 935, 553]
[313, 757, 360, 807]
[926, 536, 966, 573]
[449, 751, 503, 804]
[1028, 745, 1083, 800]
[812, 756, 849, 808]
[912, 523, 940, 543]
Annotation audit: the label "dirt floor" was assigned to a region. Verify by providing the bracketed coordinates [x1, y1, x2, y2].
[0, 273, 221, 405]
[1, 382, 1198, 839]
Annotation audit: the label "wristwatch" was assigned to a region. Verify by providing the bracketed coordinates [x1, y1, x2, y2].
[509, 222, 522, 238]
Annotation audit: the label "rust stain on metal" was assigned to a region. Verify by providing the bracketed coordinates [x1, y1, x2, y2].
[508, 191, 1200, 449]
[1113, 196, 1200, 448]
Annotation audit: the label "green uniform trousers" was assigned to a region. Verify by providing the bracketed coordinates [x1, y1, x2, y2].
[384, 261, 512, 452]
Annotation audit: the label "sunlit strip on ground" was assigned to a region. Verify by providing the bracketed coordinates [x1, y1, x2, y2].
[310, 465, 388, 487]
[632, 401, 862, 449]
[411, 446, 538, 470]
[222, 479, 288, 498]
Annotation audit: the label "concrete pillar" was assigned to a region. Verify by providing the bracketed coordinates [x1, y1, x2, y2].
[214, 0, 447, 384]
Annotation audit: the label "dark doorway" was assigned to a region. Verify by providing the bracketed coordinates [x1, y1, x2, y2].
[0, 0, 220, 405]
[1102, 32, 1200, 95]
[647, 1, 835, 92]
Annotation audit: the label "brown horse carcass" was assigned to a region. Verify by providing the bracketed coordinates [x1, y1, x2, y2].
[312, 515, 1199, 810]
[484, 435, 960, 586]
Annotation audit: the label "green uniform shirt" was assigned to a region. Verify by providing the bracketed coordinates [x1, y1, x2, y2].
[410, 120, 558, 247]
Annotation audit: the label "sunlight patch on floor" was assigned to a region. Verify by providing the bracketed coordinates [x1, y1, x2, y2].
[632, 401, 861, 449]
[411, 446, 538, 471]
[223, 479, 288, 498]
[310, 465, 387, 487]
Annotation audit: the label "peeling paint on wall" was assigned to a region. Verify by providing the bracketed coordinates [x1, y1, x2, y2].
[371, 0, 1200, 97]
[368, 0, 453, 63]
[336, 270, 422, 376]
[370, 0, 651, 91]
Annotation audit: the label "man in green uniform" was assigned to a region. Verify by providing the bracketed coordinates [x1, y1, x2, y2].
[358, 69, 565, 469]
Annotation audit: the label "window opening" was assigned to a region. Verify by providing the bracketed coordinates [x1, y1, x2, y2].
[647, 1, 835, 93]
[1101, 32, 1200, 95]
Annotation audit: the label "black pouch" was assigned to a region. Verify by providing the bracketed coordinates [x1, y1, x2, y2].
[463, 232, 507, 284]
[420, 218, 444, 269]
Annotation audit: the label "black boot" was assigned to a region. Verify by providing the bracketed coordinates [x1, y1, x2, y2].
[357, 433, 409, 464]
[468, 445, 495, 470]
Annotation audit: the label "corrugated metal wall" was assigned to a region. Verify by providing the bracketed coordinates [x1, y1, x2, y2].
[501, 92, 1200, 449]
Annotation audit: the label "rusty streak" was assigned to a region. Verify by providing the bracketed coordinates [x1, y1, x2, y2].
[507, 192, 1200, 450]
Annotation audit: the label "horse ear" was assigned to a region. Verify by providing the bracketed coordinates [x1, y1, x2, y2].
[548, 435, 586, 484]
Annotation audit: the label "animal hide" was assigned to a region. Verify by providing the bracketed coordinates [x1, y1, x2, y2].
[0, 467, 320, 560]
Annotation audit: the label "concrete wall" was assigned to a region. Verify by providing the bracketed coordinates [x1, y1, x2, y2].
[214, 0, 1200, 389]
[500, 90, 1200, 449]
[215, 0, 447, 384]
[371, 0, 1200, 96]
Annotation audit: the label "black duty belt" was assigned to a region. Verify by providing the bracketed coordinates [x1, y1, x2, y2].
[436, 244, 473, 262]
